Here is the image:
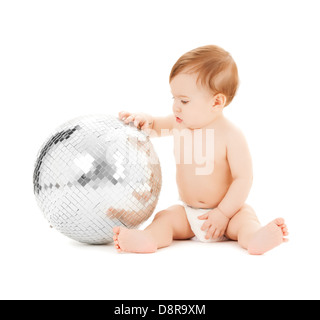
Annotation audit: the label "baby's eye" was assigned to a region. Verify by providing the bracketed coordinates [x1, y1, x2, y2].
[181, 100, 189, 104]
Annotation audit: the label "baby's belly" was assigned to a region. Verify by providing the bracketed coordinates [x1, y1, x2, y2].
[176, 164, 232, 209]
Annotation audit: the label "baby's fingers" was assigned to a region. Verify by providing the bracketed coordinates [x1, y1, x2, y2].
[134, 115, 145, 129]
[124, 114, 136, 124]
[198, 213, 209, 220]
[205, 226, 216, 240]
[119, 111, 131, 120]
[200, 220, 210, 231]
[212, 229, 223, 239]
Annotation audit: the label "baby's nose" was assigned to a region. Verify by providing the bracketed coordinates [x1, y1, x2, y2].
[173, 106, 182, 113]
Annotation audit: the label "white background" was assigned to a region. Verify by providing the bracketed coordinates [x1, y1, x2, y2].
[1, 0, 320, 300]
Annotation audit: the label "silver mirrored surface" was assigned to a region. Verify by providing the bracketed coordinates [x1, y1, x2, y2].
[33, 115, 162, 244]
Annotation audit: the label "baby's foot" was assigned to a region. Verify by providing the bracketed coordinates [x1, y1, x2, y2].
[247, 218, 289, 255]
[113, 226, 157, 253]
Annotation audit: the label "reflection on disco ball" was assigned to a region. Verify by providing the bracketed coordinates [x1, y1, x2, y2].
[33, 114, 162, 244]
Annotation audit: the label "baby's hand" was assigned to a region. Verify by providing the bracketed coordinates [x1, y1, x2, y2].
[119, 111, 153, 131]
[198, 208, 230, 240]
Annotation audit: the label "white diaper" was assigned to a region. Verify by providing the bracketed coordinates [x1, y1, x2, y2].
[180, 202, 228, 243]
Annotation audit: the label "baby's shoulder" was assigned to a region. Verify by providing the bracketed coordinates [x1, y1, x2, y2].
[220, 117, 243, 134]
[220, 118, 247, 144]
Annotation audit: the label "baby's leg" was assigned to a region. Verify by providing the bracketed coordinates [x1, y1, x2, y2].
[113, 205, 194, 253]
[226, 204, 289, 255]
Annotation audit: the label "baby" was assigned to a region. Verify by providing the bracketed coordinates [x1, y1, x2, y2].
[113, 45, 289, 255]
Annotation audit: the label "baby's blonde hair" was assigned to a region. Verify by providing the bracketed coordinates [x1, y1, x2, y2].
[169, 45, 239, 107]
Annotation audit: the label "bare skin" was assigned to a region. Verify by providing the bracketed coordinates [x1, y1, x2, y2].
[113, 72, 289, 255]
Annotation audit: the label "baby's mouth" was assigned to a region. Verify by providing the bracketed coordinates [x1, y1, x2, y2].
[176, 116, 183, 123]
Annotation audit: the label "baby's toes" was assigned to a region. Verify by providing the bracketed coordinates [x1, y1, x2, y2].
[112, 226, 124, 252]
[113, 238, 122, 252]
[113, 226, 121, 235]
[280, 223, 289, 242]
[113, 234, 119, 245]
[282, 227, 289, 236]
[274, 218, 285, 227]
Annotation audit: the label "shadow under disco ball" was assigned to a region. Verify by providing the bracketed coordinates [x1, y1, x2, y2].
[33, 114, 162, 244]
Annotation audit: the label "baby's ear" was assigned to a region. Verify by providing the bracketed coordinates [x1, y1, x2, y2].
[213, 93, 227, 109]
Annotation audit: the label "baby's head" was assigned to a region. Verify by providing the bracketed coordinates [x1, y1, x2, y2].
[170, 45, 239, 107]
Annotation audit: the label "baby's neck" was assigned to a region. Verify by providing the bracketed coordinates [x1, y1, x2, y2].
[200, 112, 225, 130]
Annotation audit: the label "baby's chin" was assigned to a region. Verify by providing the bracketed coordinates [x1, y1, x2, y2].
[186, 123, 206, 130]
[178, 118, 211, 130]
[177, 120, 196, 129]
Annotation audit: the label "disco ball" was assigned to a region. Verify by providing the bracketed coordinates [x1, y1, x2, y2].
[33, 114, 162, 244]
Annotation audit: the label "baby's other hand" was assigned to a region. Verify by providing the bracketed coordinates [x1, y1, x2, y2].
[118, 111, 153, 131]
[198, 208, 230, 240]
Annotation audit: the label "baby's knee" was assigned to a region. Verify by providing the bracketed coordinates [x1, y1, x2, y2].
[153, 209, 171, 221]
[236, 204, 259, 223]
[153, 205, 184, 221]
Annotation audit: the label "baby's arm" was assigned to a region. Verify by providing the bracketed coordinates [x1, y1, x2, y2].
[119, 111, 174, 137]
[217, 127, 253, 219]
